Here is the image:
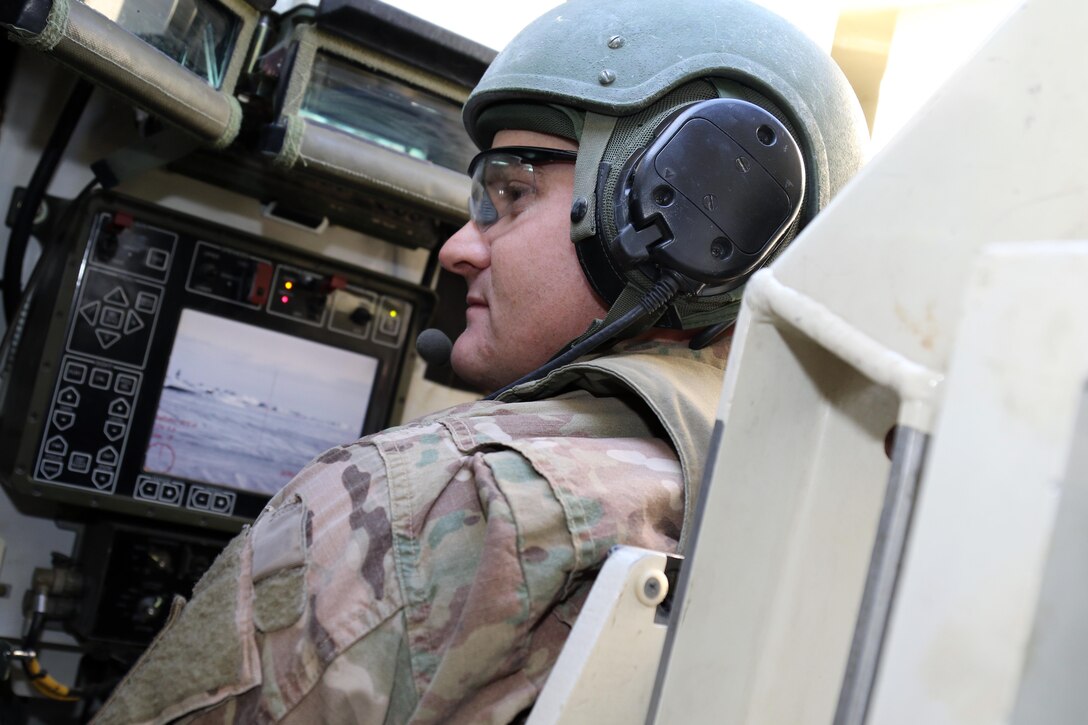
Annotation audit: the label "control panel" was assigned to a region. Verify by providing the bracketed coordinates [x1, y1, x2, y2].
[2, 192, 432, 530]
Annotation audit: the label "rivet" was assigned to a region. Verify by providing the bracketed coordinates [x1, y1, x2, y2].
[570, 196, 589, 222]
[598, 69, 616, 86]
[637, 570, 669, 606]
[607, 35, 625, 49]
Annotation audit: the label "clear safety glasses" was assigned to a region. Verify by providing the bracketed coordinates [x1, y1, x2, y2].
[467, 146, 577, 231]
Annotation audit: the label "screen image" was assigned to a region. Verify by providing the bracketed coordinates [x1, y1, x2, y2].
[144, 309, 378, 496]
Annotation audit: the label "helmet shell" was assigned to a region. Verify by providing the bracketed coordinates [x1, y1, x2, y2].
[464, 0, 867, 211]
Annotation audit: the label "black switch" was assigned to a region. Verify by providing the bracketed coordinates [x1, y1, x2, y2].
[97, 232, 119, 261]
[349, 306, 372, 326]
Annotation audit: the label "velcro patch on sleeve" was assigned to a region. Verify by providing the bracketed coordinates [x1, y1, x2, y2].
[251, 496, 308, 582]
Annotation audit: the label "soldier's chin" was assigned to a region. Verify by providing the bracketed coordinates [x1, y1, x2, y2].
[449, 338, 491, 394]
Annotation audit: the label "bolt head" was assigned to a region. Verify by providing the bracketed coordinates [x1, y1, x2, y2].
[570, 197, 589, 222]
[652, 186, 674, 206]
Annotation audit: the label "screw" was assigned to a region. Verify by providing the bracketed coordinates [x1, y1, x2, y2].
[598, 69, 616, 85]
[652, 186, 674, 206]
[703, 193, 717, 212]
[735, 156, 751, 173]
[711, 239, 729, 259]
[643, 577, 660, 598]
[570, 196, 589, 223]
[607, 35, 625, 49]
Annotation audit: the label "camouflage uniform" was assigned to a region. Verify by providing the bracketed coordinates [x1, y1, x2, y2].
[94, 337, 730, 724]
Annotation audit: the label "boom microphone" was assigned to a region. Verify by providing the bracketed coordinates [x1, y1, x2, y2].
[416, 328, 452, 367]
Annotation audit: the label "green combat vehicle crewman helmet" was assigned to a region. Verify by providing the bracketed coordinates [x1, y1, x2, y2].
[463, 0, 868, 343]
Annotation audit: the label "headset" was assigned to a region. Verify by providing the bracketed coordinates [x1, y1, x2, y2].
[580, 97, 805, 310]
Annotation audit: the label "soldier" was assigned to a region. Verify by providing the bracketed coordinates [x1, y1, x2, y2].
[94, 0, 866, 722]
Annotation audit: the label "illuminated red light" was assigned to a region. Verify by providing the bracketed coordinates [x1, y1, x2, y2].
[280, 295, 289, 304]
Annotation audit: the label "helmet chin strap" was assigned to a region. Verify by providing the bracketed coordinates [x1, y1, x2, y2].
[569, 112, 618, 244]
[484, 272, 683, 401]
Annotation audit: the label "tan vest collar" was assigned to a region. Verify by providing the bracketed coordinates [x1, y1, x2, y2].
[497, 336, 731, 550]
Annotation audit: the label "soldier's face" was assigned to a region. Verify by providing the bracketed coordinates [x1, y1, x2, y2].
[439, 130, 607, 392]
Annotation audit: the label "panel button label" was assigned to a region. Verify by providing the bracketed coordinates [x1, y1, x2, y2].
[51, 409, 76, 431]
[39, 459, 64, 480]
[69, 452, 92, 474]
[45, 436, 69, 456]
[96, 445, 120, 466]
[62, 360, 88, 384]
[89, 368, 113, 389]
[78, 301, 100, 326]
[103, 287, 130, 307]
[58, 386, 81, 407]
[103, 420, 127, 441]
[91, 468, 116, 490]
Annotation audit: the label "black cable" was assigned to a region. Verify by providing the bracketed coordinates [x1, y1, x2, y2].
[689, 321, 731, 350]
[3, 78, 94, 323]
[486, 272, 682, 400]
[23, 609, 45, 652]
[0, 178, 98, 399]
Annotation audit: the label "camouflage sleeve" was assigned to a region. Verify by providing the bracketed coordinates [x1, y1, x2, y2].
[91, 442, 405, 725]
[94, 408, 684, 724]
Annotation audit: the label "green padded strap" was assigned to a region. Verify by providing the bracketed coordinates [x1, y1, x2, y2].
[272, 115, 306, 167]
[7, 0, 68, 50]
[570, 112, 616, 243]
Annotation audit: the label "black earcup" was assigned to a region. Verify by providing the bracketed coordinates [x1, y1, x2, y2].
[610, 98, 805, 295]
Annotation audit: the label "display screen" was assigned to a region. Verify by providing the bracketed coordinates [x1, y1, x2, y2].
[143, 309, 378, 496]
[84, 0, 239, 88]
[300, 51, 477, 174]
